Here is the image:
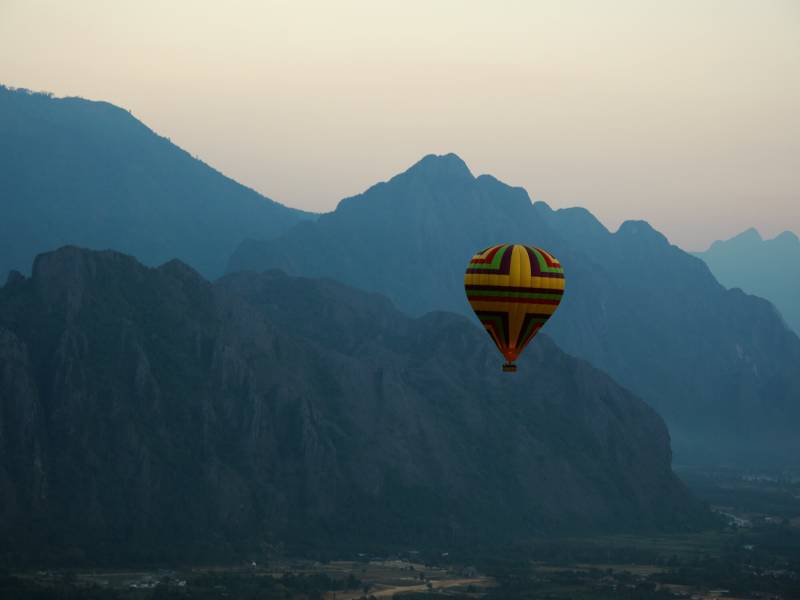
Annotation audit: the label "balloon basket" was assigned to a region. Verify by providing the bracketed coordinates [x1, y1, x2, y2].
[502, 363, 517, 373]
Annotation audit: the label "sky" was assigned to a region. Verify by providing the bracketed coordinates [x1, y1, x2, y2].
[1, 0, 798, 251]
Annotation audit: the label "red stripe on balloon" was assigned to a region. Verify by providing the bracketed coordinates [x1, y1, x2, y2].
[467, 296, 561, 305]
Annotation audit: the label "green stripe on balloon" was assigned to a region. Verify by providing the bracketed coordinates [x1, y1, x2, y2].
[529, 247, 564, 274]
[519, 315, 547, 343]
[468, 244, 510, 270]
[479, 313, 508, 346]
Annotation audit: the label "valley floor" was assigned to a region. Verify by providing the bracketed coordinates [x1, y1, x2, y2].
[3, 467, 799, 599]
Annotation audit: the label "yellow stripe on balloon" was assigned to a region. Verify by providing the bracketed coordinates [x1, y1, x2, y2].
[464, 300, 559, 315]
[464, 273, 565, 290]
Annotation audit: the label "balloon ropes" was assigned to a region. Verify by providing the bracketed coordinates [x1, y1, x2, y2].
[464, 244, 565, 372]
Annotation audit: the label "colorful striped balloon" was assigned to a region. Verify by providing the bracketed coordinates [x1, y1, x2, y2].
[464, 244, 565, 372]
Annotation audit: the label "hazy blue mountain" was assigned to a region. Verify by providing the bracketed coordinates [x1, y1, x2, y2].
[0, 85, 313, 280]
[694, 228, 800, 335]
[0, 247, 707, 565]
[229, 154, 800, 467]
[231, 154, 560, 315]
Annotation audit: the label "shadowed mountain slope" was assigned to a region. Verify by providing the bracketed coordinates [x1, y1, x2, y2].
[694, 228, 800, 335]
[229, 154, 800, 467]
[0, 246, 706, 565]
[0, 85, 313, 280]
[233, 154, 558, 316]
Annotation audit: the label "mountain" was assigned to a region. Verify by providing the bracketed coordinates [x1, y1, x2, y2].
[231, 154, 560, 315]
[0, 85, 313, 281]
[228, 154, 800, 467]
[694, 228, 800, 335]
[0, 246, 707, 565]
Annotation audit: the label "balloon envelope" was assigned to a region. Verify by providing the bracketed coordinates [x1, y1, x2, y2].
[464, 244, 565, 370]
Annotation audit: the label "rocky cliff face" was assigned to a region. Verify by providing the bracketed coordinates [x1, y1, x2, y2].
[228, 154, 800, 467]
[0, 247, 706, 565]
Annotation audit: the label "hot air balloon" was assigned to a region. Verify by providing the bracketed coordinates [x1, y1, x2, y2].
[464, 244, 565, 372]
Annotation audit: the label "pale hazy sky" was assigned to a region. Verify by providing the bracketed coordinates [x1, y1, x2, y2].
[1, 0, 798, 250]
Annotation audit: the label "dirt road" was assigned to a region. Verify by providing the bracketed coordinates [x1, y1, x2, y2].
[327, 576, 491, 599]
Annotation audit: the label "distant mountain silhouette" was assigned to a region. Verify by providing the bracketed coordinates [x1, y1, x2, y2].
[0, 85, 313, 280]
[0, 247, 707, 565]
[229, 154, 800, 467]
[231, 154, 560, 314]
[694, 228, 800, 335]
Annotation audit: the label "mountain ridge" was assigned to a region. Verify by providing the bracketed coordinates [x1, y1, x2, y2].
[229, 153, 800, 467]
[0, 85, 314, 281]
[695, 227, 800, 335]
[0, 245, 709, 564]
